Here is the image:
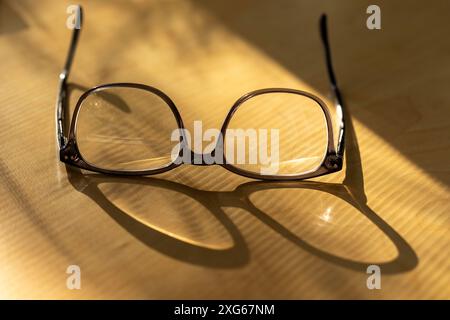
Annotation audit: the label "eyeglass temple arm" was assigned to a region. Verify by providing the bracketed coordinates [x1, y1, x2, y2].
[56, 5, 83, 150]
[320, 14, 345, 159]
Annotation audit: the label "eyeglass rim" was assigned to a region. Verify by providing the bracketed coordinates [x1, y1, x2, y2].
[219, 87, 338, 180]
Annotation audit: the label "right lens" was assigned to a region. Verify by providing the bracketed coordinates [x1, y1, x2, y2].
[75, 86, 180, 171]
[224, 91, 328, 176]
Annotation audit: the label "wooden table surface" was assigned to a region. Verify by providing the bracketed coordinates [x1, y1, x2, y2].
[0, 0, 448, 299]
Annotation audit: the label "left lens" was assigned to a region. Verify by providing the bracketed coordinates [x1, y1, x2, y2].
[75, 86, 180, 171]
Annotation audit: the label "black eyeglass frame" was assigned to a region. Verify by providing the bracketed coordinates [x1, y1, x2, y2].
[57, 5, 346, 181]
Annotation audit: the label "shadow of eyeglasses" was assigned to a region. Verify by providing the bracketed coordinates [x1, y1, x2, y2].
[64, 83, 418, 273]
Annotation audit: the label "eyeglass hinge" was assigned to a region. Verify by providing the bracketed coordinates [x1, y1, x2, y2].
[324, 154, 343, 170]
[60, 140, 80, 164]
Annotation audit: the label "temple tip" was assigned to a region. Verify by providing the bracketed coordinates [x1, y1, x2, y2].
[320, 14, 328, 41]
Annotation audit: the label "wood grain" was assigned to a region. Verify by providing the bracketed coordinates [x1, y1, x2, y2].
[0, 0, 448, 299]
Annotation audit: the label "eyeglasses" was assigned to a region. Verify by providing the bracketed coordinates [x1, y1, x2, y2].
[57, 5, 346, 181]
